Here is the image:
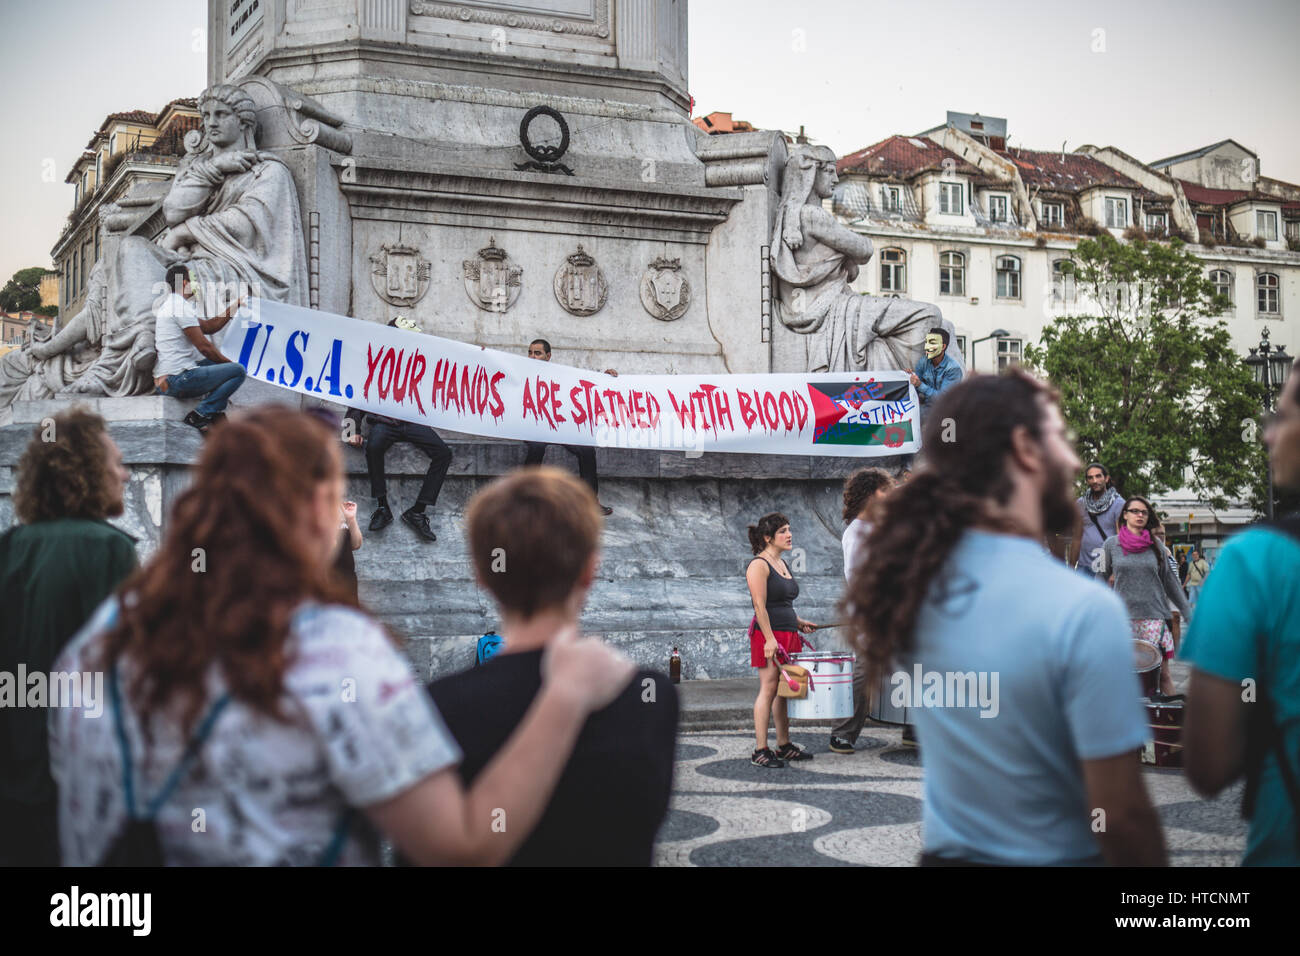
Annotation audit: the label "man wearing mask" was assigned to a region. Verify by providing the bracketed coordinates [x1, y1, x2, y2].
[1069, 462, 1126, 580]
[908, 328, 963, 419]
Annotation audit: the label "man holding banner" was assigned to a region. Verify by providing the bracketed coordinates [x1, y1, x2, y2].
[521, 338, 615, 517]
[343, 317, 452, 543]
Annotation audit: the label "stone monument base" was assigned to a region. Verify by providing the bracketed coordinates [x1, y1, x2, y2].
[1, 396, 880, 681]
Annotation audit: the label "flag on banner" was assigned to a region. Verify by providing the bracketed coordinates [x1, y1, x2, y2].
[808, 379, 915, 448]
[219, 300, 923, 458]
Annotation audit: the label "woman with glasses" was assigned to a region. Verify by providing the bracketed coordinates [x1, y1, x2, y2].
[1096, 495, 1191, 699]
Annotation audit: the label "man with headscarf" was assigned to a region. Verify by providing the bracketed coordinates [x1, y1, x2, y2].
[1069, 461, 1125, 579]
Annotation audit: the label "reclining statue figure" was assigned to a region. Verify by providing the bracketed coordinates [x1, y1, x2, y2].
[0, 83, 309, 408]
[771, 144, 954, 373]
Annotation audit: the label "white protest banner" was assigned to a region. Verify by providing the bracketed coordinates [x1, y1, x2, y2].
[220, 300, 922, 457]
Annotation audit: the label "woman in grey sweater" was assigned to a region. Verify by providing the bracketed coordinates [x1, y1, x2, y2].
[1096, 495, 1191, 699]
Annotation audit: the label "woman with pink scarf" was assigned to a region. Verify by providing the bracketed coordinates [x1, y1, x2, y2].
[1095, 495, 1192, 699]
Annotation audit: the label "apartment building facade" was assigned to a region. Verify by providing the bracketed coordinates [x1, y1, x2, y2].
[831, 113, 1299, 541]
[51, 99, 200, 319]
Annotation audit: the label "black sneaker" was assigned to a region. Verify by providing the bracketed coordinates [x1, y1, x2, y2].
[401, 507, 437, 543]
[369, 504, 393, 531]
[829, 735, 855, 754]
[751, 748, 785, 769]
[205, 411, 228, 427]
[775, 742, 813, 762]
[598, 503, 613, 517]
[183, 410, 213, 433]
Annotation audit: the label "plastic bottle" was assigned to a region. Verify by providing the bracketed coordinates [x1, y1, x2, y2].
[669, 647, 681, 684]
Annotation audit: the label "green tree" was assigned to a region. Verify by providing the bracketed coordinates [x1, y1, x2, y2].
[0, 266, 53, 314]
[1023, 234, 1267, 514]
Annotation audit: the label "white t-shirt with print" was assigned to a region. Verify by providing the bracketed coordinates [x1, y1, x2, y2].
[49, 599, 461, 866]
[842, 518, 871, 582]
[153, 292, 207, 378]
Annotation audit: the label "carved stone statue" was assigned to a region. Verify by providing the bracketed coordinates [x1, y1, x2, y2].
[0, 83, 314, 408]
[772, 145, 953, 373]
[99, 83, 308, 383]
[0, 262, 107, 405]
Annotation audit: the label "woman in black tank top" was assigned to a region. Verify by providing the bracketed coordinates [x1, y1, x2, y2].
[745, 512, 818, 768]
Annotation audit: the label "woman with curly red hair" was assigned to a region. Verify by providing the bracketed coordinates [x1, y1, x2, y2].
[48, 405, 633, 866]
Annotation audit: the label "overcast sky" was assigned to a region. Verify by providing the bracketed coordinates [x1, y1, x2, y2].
[2, 0, 1296, 285]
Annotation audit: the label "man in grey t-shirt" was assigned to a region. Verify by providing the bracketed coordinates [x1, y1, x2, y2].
[843, 371, 1165, 865]
[153, 264, 246, 433]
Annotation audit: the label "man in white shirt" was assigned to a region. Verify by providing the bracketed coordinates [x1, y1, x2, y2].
[830, 467, 894, 754]
[153, 263, 246, 433]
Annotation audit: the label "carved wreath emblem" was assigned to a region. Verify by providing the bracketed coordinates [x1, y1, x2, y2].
[463, 236, 523, 313]
[553, 244, 608, 316]
[640, 256, 690, 321]
[369, 243, 431, 307]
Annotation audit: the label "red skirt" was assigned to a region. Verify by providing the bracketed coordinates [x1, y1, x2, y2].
[749, 617, 804, 668]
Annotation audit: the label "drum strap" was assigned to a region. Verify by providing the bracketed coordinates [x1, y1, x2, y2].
[1242, 516, 1300, 854]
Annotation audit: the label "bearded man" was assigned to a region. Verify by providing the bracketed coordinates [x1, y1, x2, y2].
[842, 369, 1165, 866]
[1069, 462, 1126, 580]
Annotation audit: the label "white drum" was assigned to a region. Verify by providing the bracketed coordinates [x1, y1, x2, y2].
[786, 651, 855, 720]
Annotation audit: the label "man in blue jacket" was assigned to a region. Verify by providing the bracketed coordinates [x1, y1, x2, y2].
[909, 328, 963, 419]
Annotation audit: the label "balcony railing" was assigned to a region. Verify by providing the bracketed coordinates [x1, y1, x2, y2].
[972, 197, 1020, 229]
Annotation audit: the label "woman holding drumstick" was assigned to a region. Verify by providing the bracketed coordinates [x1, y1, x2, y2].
[745, 512, 818, 768]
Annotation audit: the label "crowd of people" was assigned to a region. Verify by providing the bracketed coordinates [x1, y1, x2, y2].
[1, 350, 1296, 867]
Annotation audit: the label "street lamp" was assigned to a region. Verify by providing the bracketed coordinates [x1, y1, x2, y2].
[1243, 326, 1293, 519]
[972, 329, 1011, 372]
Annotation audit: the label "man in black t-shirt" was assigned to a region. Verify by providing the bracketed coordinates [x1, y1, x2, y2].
[428, 467, 677, 866]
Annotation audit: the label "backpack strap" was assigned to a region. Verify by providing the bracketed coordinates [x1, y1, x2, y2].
[318, 809, 355, 867]
[109, 659, 230, 821]
[1241, 515, 1300, 853]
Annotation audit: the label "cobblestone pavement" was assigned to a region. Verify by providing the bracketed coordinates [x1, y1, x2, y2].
[654, 726, 1246, 866]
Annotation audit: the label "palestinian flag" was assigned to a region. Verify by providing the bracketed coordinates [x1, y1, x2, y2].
[808, 379, 914, 448]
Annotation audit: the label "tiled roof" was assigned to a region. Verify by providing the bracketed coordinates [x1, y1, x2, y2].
[1178, 179, 1296, 208]
[995, 148, 1140, 192]
[98, 110, 157, 133]
[1178, 180, 1249, 206]
[837, 135, 980, 179]
[143, 115, 201, 156]
[1150, 139, 1256, 168]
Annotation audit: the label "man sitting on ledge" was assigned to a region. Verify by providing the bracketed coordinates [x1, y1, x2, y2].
[153, 263, 246, 434]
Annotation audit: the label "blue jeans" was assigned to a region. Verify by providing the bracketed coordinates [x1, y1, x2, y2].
[160, 359, 246, 417]
[1186, 584, 1202, 610]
